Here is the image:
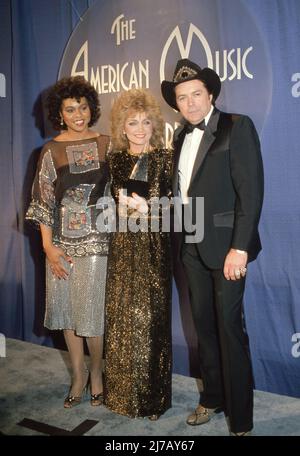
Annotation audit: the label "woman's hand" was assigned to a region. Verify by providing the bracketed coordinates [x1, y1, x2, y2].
[131, 193, 148, 214]
[44, 244, 73, 280]
[119, 189, 148, 214]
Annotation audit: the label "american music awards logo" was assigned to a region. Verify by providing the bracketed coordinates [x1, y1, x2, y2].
[59, 0, 271, 144]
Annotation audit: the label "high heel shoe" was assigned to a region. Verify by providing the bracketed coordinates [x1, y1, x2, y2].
[90, 392, 104, 407]
[89, 370, 104, 406]
[64, 393, 85, 408]
[64, 370, 89, 409]
[148, 414, 161, 421]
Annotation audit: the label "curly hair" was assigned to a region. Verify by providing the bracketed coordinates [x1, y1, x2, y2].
[46, 76, 100, 130]
[110, 88, 165, 150]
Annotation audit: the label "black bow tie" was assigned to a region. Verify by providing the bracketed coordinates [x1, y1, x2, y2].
[185, 119, 206, 134]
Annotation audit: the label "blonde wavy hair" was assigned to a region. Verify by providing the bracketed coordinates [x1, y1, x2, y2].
[110, 88, 165, 150]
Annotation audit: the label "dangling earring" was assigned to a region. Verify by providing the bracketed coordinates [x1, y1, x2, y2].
[60, 118, 64, 127]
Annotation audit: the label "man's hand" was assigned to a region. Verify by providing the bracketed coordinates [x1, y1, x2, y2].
[223, 248, 248, 281]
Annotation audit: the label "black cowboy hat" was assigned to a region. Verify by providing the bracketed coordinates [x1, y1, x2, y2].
[161, 58, 221, 110]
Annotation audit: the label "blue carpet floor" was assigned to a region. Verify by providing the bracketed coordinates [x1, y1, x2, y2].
[1, 338, 300, 437]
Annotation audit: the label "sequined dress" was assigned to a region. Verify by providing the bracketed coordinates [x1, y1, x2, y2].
[26, 135, 110, 337]
[104, 149, 173, 417]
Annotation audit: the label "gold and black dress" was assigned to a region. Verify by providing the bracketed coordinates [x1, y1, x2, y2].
[104, 149, 173, 418]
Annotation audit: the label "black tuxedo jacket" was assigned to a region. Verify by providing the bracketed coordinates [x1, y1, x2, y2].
[173, 108, 264, 269]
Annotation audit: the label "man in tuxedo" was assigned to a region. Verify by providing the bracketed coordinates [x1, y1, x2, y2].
[161, 59, 264, 435]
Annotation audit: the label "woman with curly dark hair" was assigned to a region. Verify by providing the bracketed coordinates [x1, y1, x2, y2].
[26, 76, 110, 408]
[104, 88, 173, 420]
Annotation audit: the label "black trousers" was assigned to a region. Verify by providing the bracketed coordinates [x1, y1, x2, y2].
[181, 242, 254, 433]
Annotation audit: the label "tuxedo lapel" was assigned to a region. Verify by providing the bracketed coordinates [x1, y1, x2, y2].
[172, 127, 185, 195]
[190, 109, 220, 185]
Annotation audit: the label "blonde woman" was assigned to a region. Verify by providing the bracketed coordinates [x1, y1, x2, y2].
[104, 88, 173, 420]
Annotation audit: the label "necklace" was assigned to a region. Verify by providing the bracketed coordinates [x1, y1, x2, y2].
[128, 142, 151, 156]
[127, 149, 143, 156]
[127, 145, 151, 177]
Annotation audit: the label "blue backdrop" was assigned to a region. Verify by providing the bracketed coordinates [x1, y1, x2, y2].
[1, 0, 300, 398]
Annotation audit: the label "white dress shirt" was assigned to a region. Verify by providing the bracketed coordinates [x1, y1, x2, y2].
[178, 106, 214, 204]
